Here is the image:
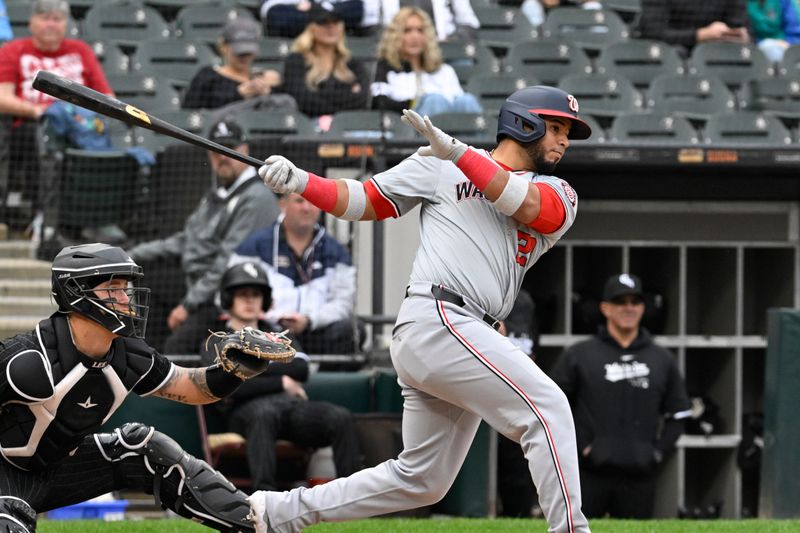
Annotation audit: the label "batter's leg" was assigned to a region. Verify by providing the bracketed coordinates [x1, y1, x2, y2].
[249, 371, 482, 532]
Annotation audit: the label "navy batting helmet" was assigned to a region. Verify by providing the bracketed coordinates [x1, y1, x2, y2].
[51, 243, 150, 338]
[497, 86, 592, 143]
[220, 261, 272, 312]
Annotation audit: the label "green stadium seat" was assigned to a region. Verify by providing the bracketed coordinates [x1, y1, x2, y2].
[557, 73, 644, 121]
[156, 108, 211, 134]
[576, 113, 605, 143]
[82, 4, 171, 51]
[466, 73, 541, 116]
[235, 109, 315, 139]
[106, 73, 182, 112]
[505, 40, 592, 86]
[473, 4, 536, 55]
[426, 112, 494, 144]
[603, 0, 641, 26]
[438, 41, 501, 86]
[688, 42, 773, 90]
[541, 7, 629, 53]
[131, 39, 219, 89]
[252, 37, 293, 73]
[609, 112, 699, 144]
[89, 40, 130, 75]
[594, 39, 685, 91]
[324, 110, 404, 140]
[739, 76, 800, 125]
[646, 74, 736, 121]
[174, 4, 257, 43]
[702, 112, 793, 146]
[778, 45, 800, 76]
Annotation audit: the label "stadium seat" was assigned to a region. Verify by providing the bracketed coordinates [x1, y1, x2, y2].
[594, 39, 685, 91]
[473, 4, 536, 55]
[778, 45, 800, 76]
[156, 109, 211, 135]
[557, 73, 644, 121]
[439, 41, 501, 86]
[645, 74, 736, 121]
[688, 42, 773, 90]
[608, 112, 699, 144]
[739, 76, 800, 124]
[82, 4, 171, 51]
[541, 7, 629, 53]
[131, 40, 219, 89]
[466, 73, 541, 116]
[346, 36, 380, 80]
[505, 40, 592, 86]
[90, 40, 130, 75]
[252, 37, 293, 73]
[236, 109, 316, 139]
[426, 112, 494, 143]
[576, 113, 605, 143]
[130, 127, 172, 154]
[324, 110, 404, 139]
[6, 2, 80, 38]
[106, 73, 182, 112]
[174, 4, 257, 43]
[106, 120, 135, 149]
[702, 112, 793, 146]
[603, 0, 642, 26]
[144, 0, 215, 22]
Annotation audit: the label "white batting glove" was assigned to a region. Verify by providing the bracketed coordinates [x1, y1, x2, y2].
[258, 155, 309, 194]
[401, 108, 468, 163]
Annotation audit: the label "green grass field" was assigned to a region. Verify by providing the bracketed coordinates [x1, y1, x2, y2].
[36, 518, 800, 532]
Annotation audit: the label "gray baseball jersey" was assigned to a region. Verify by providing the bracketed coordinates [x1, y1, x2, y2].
[250, 150, 590, 533]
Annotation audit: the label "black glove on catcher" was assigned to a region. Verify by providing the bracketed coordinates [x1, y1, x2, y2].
[207, 326, 296, 380]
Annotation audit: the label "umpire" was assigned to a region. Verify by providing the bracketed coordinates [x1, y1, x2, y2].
[551, 273, 692, 518]
[0, 243, 271, 532]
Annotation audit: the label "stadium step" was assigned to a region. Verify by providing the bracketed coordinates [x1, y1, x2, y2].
[0, 239, 34, 259]
[0, 317, 42, 339]
[0, 296, 57, 317]
[0, 258, 51, 280]
[0, 279, 52, 298]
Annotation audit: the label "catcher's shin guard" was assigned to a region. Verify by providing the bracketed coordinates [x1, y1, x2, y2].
[95, 422, 256, 532]
[0, 496, 37, 533]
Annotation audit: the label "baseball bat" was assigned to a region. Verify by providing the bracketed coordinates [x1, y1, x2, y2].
[32, 70, 265, 168]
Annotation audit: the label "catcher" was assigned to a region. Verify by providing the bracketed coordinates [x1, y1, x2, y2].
[0, 243, 294, 532]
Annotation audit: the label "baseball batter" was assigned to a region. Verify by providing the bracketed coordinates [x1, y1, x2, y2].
[248, 86, 592, 533]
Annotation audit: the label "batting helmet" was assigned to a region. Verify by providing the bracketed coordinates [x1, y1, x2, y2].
[220, 261, 272, 312]
[497, 86, 592, 143]
[51, 243, 150, 338]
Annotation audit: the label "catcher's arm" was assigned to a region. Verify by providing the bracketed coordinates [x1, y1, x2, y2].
[153, 327, 296, 405]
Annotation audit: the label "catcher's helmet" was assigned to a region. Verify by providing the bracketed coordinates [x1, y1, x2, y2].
[220, 261, 272, 312]
[497, 86, 592, 143]
[51, 243, 150, 338]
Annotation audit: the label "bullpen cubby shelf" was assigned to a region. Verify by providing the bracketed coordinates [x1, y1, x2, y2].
[523, 200, 800, 519]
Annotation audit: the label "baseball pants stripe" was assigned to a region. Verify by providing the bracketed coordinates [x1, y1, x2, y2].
[435, 299, 575, 533]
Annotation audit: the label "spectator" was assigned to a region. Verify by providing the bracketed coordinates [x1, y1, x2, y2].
[280, 3, 370, 121]
[371, 7, 482, 116]
[183, 18, 285, 111]
[261, 0, 365, 38]
[747, 0, 800, 63]
[231, 192, 360, 355]
[638, 0, 750, 56]
[520, 0, 602, 28]
[0, 0, 112, 234]
[371, 0, 480, 42]
[128, 117, 280, 352]
[0, 0, 12, 43]
[550, 273, 692, 518]
[200, 261, 363, 491]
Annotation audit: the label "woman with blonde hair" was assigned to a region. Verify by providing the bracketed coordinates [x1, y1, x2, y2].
[183, 18, 283, 109]
[371, 7, 482, 116]
[281, 4, 369, 119]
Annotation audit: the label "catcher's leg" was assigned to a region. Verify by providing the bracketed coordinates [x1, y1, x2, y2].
[0, 496, 37, 533]
[94, 422, 258, 532]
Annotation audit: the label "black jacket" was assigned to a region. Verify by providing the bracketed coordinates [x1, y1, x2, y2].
[551, 326, 691, 474]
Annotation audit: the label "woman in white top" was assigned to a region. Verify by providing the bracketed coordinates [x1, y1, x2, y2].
[370, 7, 482, 117]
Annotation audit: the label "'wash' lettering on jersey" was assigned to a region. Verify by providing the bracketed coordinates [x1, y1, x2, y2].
[455, 181, 485, 202]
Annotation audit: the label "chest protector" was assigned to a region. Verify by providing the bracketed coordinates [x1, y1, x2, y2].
[0, 315, 157, 471]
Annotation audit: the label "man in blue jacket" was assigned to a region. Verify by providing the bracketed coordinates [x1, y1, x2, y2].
[551, 273, 692, 518]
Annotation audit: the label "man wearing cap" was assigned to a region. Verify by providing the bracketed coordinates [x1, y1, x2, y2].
[183, 18, 285, 111]
[128, 117, 279, 352]
[260, 0, 365, 38]
[0, 0, 112, 234]
[551, 273, 691, 519]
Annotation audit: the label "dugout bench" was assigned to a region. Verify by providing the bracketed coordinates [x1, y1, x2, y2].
[103, 368, 495, 517]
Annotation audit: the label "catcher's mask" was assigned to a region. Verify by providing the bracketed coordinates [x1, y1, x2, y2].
[51, 243, 150, 338]
[496, 85, 592, 144]
[221, 261, 272, 312]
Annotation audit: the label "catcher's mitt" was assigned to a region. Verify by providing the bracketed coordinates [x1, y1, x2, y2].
[208, 326, 296, 380]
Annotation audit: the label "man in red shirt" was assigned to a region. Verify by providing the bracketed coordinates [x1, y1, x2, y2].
[0, 0, 112, 236]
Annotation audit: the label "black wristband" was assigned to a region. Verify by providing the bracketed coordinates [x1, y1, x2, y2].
[205, 364, 244, 398]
